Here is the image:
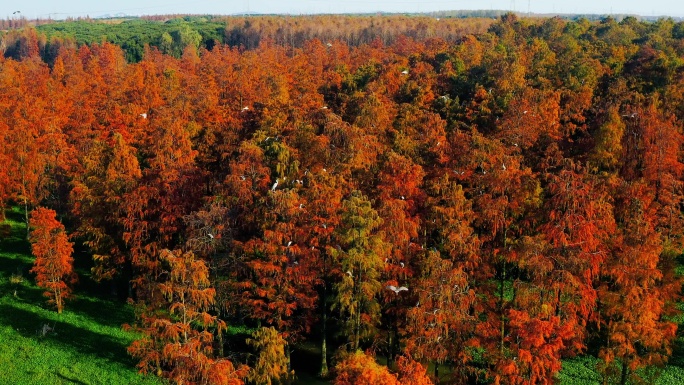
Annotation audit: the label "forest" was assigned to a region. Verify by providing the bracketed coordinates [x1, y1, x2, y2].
[2, 12, 684, 385]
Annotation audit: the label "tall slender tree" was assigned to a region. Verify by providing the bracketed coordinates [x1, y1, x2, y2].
[29, 207, 76, 313]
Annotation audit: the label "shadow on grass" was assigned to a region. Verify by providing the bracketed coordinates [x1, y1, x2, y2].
[0, 210, 33, 298]
[291, 341, 331, 385]
[0, 303, 136, 367]
[69, 294, 136, 329]
[670, 336, 684, 367]
[0, 250, 31, 279]
[0, 255, 45, 303]
[0, 208, 30, 255]
[0, 234, 30, 257]
[54, 372, 88, 385]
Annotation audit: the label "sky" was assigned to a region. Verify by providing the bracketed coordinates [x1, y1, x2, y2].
[2, 0, 684, 20]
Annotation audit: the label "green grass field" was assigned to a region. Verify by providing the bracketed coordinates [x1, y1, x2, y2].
[0, 207, 163, 385]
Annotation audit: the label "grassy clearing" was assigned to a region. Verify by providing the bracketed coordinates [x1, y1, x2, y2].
[0, 207, 162, 385]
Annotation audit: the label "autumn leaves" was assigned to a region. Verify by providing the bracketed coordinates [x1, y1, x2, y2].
[2, 13, 684, 385]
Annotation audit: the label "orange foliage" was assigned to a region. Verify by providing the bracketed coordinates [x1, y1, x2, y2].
[334, 351, 400, 385]
[396, 356, 433, 385]
[29, 207, 76, 313]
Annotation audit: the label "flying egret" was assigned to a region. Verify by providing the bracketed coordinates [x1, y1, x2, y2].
[386, 285, 409, 294]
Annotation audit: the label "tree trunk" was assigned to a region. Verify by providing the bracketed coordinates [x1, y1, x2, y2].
[320, 284, 329, 377]
[285, 344, 291, 371]
[24, 196, 29, 240]
[620, 360, 628, 385]
[500, 260, 506, 354]
[354, 307, 361, 351]
[388, 328, 393, 367]
[217, 326, 224, 357]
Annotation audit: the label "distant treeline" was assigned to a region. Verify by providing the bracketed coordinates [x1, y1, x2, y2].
[0, 14, 496, 62]
[4, 13, 682, 63]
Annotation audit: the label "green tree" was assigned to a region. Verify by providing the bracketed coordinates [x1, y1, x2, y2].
[333, 190, 389, 351]
[246, 327, 292, 385]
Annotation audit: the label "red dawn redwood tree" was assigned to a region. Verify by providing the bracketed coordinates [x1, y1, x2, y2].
[128, 249, 247, 385]
[29, 207, 77, 313]
[599, 182, 680, 385]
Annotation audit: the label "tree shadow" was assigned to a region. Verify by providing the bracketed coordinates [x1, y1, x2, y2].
[0, 208, 30, 252]
[0, 225, 31, 261]
[69, 294, 136, 329]
[54, 372, 89, 385]
[0, 253, 44, 303]
[0, 303, 136, 367]
[0, 210, 33, 298]
[290, 341, 331, 385]
[670, 336, 684, 367]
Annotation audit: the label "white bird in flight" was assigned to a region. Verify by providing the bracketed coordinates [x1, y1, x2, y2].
[386, 285, 409, 294]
